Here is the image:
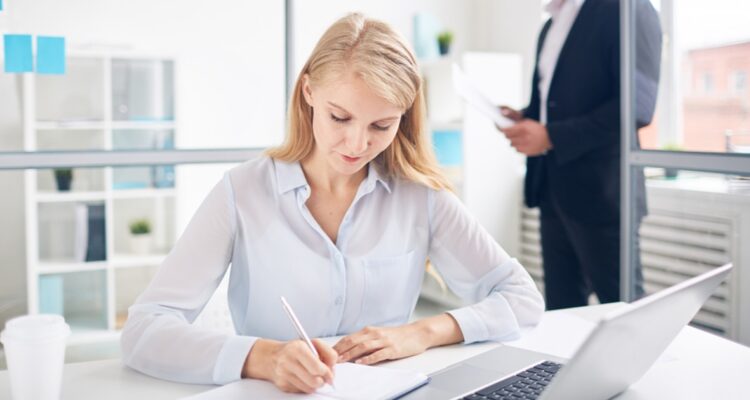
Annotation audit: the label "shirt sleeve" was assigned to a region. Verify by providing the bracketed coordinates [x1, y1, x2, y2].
[120, 173, 257, 385]
[427, 189, 545, 343]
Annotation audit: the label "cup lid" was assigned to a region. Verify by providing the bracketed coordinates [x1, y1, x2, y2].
[0, 314, 71, 343]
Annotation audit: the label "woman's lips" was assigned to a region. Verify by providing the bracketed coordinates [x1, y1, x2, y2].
[341, 154, 361, 163]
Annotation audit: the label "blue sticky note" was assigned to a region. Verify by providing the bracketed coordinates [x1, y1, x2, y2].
[4, 34, 33, 73]
[433, 130, 463, 166]
[37, 36, 66, 75]
[0, 0, 3, 11]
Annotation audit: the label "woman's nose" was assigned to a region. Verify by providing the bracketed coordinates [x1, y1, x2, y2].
[345, 127, 368, 154]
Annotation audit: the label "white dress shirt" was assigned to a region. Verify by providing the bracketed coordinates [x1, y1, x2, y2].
[121, 156, 544, 385]
[538, 0, 586, 124]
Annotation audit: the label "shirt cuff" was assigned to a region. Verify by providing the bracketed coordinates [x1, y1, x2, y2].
[447, 306, 490, 344]
[212, 335, 257, 385]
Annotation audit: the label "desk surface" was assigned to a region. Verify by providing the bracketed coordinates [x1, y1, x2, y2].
[1, 303, 749, 399]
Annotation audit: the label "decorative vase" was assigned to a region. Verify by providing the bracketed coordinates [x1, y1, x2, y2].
[438, 42, 450, 56]
[54, 173, 72, 191]
[130, 234, 152, 255]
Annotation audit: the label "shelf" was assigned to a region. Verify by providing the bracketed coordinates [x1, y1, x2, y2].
[36, 191, 107, 203]
[35, 121, 106, 131]
[37, 261, 108, 275]
[110, 254, 167, 268]
[66, 329, 121, 346]
[21, 55, 179, 345]
[112, 188, 176, 199]
[112, 121, 175, 130]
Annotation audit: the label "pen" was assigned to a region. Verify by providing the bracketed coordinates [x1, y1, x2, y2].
[280, 296, 335, 388]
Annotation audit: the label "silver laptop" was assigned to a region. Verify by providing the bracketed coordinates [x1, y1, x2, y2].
[402, 263, 733, 400]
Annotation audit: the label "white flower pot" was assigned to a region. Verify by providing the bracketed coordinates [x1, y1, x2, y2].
[130, 234, 152, 255]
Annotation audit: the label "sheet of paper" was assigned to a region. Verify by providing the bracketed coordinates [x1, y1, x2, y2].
[182, 362, 429, 400]
[452, 63, 515, 129]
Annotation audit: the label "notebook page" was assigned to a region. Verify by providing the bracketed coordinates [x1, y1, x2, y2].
[181, 362, 429, 400]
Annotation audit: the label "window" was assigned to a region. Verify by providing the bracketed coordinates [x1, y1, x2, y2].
[702, 72, 714, 94]
[624, 0, 750, 346]
[732, 70, 747, 95]
[638, 0, 750, 154]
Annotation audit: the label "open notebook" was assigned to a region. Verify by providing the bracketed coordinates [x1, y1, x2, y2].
[182, 362, 430, 400]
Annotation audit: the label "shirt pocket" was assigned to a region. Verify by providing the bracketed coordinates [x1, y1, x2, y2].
[360, 249, 422, 327]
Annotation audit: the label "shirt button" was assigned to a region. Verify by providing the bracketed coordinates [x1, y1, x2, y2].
[335, 296, 343, 306]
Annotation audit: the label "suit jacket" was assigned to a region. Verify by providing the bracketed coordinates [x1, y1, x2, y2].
[522, 0, 661, 224]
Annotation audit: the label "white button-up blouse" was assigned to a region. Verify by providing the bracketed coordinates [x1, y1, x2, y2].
[121, 156, 544, 385]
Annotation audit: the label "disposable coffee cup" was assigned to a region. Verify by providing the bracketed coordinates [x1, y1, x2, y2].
[0, 314, 71, 400]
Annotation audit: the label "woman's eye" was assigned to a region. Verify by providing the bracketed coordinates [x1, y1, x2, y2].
[331, 114, 349, 123]
[371, 124, 390, 131]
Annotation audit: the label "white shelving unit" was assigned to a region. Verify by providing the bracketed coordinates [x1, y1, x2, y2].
[21, 54, 178, 344]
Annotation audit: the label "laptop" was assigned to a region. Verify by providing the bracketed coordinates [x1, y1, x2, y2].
[401, 263, 733, 400]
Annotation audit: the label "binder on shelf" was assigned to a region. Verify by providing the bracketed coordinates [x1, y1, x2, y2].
[39, 275, 64, 315]
[85, 204, 106, 262]
[74, 203, 88, 263]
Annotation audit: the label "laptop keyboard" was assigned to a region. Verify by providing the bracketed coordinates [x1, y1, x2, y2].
[461, 361, 562, 400]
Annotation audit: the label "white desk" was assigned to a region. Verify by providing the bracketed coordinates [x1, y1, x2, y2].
[2, 303, 749, 399]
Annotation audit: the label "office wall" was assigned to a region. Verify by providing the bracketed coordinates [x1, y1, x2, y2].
[472, 0, 544, 104]
[2, 0, 286, 149]
[291, 0, 478, 79]
[291, 1, 542, 103]
[1, 0, 286, 233]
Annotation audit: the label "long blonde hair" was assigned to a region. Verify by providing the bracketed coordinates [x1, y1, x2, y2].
[267, 12, 451, 191]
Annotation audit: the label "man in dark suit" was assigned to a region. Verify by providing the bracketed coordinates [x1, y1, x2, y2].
[499, 0, 661, 309]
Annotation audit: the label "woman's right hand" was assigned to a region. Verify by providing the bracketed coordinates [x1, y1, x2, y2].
[243, 338, 338, 394]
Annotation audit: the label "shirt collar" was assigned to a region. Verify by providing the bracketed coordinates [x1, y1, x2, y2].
[273, 158, 391, 195]
[545, 0, 585, 18]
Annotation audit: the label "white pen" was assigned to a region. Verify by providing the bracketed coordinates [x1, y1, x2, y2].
[280, 296, 335, 388]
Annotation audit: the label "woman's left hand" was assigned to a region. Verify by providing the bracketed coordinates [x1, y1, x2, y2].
[333, 324, 430, 365]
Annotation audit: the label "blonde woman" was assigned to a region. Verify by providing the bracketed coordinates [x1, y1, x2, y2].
[121, 13, 544, 394]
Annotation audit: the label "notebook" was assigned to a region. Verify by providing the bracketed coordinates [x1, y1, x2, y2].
[182, 362, 430, 400]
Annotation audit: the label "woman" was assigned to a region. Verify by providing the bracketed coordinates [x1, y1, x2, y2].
[121, 13, 544, 394]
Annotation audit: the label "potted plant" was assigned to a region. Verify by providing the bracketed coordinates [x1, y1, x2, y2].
[661, 142, 682, 179]
[128, 218, 152, 254]
[53, 168, 73, 191]
[437, 30, 453, 56]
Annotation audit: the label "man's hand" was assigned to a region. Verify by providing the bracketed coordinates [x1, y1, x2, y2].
[499, 118, 553, 156]
[500, 106, 523, 122]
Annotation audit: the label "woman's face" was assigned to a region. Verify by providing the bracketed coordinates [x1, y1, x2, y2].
[303, 70, 403, 176]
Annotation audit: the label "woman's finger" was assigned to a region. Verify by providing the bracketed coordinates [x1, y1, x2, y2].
[286, 372, 319, 394]
[339, 339, 384, 362]
[355, 347, 393, 365]
[288, 358, 326, 392]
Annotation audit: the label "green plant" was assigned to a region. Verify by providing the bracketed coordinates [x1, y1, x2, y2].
[661, 142, 682, 151]
[437, 30, 454, 47]
[53, 168, 72, 179]
[129, 218, 152, 235]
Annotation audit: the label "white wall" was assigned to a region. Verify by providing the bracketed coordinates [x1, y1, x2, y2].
[1, 0, 286, 149]
[472, 0, 544, 104]
[291, 0, 479, 79]
[1, 0, 288, 243]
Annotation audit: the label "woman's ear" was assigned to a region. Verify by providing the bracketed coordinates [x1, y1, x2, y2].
[301, 74, 314, 107]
